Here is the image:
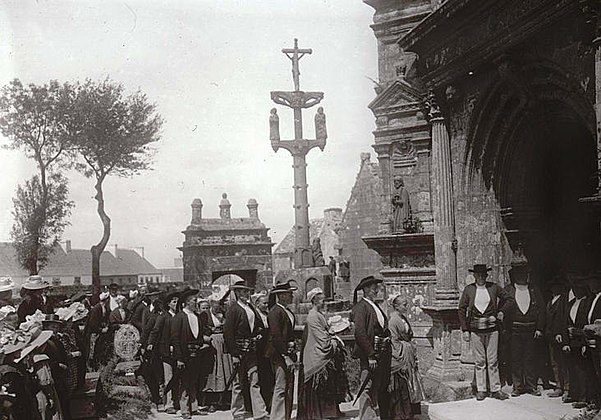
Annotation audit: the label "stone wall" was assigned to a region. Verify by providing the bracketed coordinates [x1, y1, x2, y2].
[339, 154, 384, 291]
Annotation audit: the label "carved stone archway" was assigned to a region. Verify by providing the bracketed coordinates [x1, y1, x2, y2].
[464, 58, 599, 283]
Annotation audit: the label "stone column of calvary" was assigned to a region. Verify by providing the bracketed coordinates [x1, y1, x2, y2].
[269, 38, 328, 269]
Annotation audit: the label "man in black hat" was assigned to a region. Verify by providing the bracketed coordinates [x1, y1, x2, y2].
[351, 275, 391, 419]
[171, 289, 212, 419]
[107, 283, 121, 313]
[562, 274, 597, 408]
[458, 264, 513, 401]
[149, 290, 181, 414]
[545, 274, 570, 398]
[265, 281, 298, 420]
[504, 264, 545, 397]
[224, 280, 268, 420]
[131, 289, 161, 333]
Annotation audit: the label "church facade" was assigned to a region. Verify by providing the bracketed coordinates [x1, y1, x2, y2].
[364, 0, 601, 383]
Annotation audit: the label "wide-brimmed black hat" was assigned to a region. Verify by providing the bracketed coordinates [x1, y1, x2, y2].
[145, 290, 161, 298]
[163, 290, 180, 305]
[176, 288, 199, 311]
[270, 281, 298, 294]
[353, 275, 383, 303]
[508, 264, 530, 282]
[468, 264, 492, 274]
[108, 283, 120, 291]
[230, 280, 253, 291]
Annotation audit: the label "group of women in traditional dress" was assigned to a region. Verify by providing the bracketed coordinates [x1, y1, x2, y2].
[298, 280, 424, 420]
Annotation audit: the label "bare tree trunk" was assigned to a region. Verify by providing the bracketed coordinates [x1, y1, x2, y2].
[91, 175, 110, 299]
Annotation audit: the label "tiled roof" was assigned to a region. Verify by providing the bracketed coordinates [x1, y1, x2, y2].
[274, 218, 325, 255]
[0, 242, 158, 279]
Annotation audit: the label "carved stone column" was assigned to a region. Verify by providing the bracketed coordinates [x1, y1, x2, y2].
[428, 91, 459, 304]
[421, 90, 463, 384]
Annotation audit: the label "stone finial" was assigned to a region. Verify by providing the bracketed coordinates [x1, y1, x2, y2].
[247, 198, 259, 219]
[191, 198, 203, 224]
[220, 193, 231, 219]
[360, 152, 371, 163]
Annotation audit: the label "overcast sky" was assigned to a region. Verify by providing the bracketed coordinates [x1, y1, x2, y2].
[0, 0, 378, 268]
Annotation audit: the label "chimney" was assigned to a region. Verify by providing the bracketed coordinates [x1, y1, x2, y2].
[219, 193, 231, 219]
[360, 152, 371, 164]
[65, 240, 72, 253]
[113, 244, 118, 258]
[247, 198, 259, 219]
[191, 198, 203, 224]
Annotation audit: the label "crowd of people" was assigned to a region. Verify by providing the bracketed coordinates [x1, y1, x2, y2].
[458, 263, 601, 410]
[0, 272, 428, 420]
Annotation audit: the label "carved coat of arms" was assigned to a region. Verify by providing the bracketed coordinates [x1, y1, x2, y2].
[113, 324, 140, 361]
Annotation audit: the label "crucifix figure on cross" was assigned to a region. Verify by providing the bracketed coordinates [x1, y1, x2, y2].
[269, 39, 328, 268]
[282, 38, 312, 91]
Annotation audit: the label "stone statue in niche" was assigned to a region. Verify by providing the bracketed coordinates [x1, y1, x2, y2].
[391, 176, 411, 233]
[269, 108, 280, 141]
[315, 107, 327, 141]
[311, 237, 325, 266]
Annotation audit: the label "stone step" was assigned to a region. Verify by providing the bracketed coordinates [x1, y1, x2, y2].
[427, 390, 585, 420]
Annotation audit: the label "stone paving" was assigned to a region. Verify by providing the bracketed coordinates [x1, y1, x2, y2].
[151, 387, 591, 420]
[427, 388, 587, 420]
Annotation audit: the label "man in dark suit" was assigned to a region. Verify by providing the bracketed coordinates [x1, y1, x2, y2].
[545, 275, 569, 398]
[351, 275, 391, 420]
[148, 291, 180, 414]
[252, 293, 274, 411]
[84, 291, 110, 370]
[563, 275, 598, 408]
[504, 265, 545, 396]
[266, 281, 297, 420]
[224, 280, 268, 420]
[171, 289, 212, 419]
[458, 264, 513, 401]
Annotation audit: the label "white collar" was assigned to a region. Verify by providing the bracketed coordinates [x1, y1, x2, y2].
[183, 307, 194, 315]
[169, 309, 176, 316]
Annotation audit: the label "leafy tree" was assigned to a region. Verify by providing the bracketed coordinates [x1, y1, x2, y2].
[11, 173, 74, 274]
[70, 78, 162, 295]
[0, 79, 75, 271]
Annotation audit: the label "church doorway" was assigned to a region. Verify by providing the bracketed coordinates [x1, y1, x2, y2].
[493, 101, 599, 289]
[467, 68, 599, 292]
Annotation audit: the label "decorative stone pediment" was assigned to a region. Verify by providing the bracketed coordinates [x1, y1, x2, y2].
[368, 79, 425, 117]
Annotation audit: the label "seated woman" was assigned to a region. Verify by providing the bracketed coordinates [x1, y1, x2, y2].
[388, 295, 424, 420]
[298, 287, 349, 420]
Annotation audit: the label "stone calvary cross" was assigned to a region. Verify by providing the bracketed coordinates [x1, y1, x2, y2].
[269, 39, 328, 268]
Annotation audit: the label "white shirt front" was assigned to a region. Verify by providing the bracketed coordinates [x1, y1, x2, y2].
[183, 308, 199, 338]
[474, 285, 491, 314]
[119, 309, 125, 321]
[237, 300, 255, 332]
[362, 297, 385, 328]
[211, 311, 222, 327]
[588, 292, 601, 324]
[109, 295, 119, 311]
[259, 312, 268, 328]
[515, 284, 531, 315]
[570, 298, 584, 324]
[551, 295, 561, 306]
[278, 303, 295, 329]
